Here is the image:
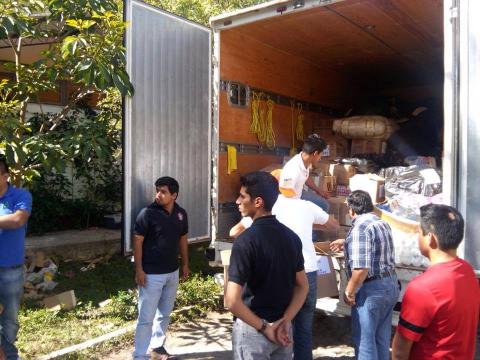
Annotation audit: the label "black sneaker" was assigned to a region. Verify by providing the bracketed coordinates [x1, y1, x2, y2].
[151, 346, 177, 360]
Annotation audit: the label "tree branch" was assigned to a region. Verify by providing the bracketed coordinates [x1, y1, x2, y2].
[49, 87, 95, 131]
[6, 33, 19, 57]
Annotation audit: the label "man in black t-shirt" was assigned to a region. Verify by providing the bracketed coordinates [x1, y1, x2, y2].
[225, 171, 309, 360]
[132, 176, 189, 360]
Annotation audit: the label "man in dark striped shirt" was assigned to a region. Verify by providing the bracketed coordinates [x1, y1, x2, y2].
[330, 190, 399, 360]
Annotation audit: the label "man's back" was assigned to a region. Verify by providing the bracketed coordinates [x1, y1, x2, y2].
[272, 195, 328, 273]
[399, 258, 479, 359]
[228, 215, 304, 322]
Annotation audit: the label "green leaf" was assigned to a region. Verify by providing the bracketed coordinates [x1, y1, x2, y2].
[81, 20, 96, 29]
[65, 19, 81, 30]
[111, 72, 127, 95]
[61, 36, 78, 58]
[81, 67, 95, 85]
[77, 59, 93, 72]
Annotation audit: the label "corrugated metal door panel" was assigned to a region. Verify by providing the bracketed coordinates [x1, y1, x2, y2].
[124, 0, 211, 252]
[458, 0, 480, 272]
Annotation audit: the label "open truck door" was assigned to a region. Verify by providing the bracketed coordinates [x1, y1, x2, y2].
[445, 0, 480, 273]
[123, 0, 211, 253]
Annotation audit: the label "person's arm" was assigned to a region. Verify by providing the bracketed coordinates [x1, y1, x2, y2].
[179, 233, 189, 280]
[133, 234, 146, 287]
[281, 270, 309, 321]
[313, 215, 339, 230]
[225, 281, 283, 344]
[305, 176, 330, 198]
[344, 268, 368, 306]
[275, 270, 309, 345]
[392, 332, 414, 360]
[0, 346, 5, 360]
[0, 210, 29, 229]
[229, 221, 246, 238]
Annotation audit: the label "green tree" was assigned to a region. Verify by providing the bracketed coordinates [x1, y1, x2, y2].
[0, 0, 133, 186]
[145, 0, 264, 26]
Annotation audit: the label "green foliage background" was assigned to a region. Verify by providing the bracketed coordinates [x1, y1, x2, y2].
[144, 0, 264, 26]
[1, 0, 268, 233]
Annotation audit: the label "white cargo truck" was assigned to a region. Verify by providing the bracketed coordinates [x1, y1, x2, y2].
[123, 0, 480, 316]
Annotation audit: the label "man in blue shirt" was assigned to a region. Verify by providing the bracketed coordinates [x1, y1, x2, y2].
[0, 157, 32, 360]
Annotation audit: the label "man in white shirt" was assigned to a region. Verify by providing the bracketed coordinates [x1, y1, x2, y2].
[272, 195, 338, 359]
[279, 134, 330, 212]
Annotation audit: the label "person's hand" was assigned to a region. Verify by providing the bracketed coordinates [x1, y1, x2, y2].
[330, 239, 345, 253]
[181, 264, 190, 281]
[343, 291, 356, 306]
[275, 318, 292, 346]
[0, 346, 6, 360]
[135, 268, 146, 287]
[262, 321, 281, 345]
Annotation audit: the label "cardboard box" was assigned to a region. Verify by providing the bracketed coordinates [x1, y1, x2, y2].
[317, 229, 338, 242]
[320, 176, 336, 194]
[337, 225, 351, 239]
[314, 241, 331, 254]
[319, 134, 349, 159]
[313, 160, 332, 177]
[351, 139, 385, 156]
[44, 290, 76, 310]
[327, 196, 351, 226]
[316, 255, 339, 298]
[328, 164, 356, 185]
[349, 173, 386, 204]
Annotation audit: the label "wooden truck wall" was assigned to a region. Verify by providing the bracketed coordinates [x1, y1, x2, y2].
[218, 28, 353, 203]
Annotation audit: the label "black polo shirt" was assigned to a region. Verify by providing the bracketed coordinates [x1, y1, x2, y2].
[228, 215, 304, 322]
[134, 202, 188, 274]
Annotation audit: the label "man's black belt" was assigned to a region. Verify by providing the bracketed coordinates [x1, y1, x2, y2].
[364, 270, 396, 283]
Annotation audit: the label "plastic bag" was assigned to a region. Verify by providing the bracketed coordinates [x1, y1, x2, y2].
[379, 165, 442, 197]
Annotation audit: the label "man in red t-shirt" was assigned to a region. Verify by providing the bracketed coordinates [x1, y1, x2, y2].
[392, 204, 480, 360]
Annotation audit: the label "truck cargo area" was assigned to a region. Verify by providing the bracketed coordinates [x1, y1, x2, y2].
[211, 0, 445, 316]
[213, 0, 444, 237]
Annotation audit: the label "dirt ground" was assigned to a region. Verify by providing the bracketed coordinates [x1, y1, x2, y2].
[102, 311, 354, 359]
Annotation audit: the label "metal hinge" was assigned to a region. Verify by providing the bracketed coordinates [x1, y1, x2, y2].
[450, 6, 458, 19]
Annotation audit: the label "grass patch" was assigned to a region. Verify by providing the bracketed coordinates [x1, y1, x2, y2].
[17, 242, 222, 359]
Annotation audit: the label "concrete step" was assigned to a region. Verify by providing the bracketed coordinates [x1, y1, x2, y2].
[26, 228, 121, 261]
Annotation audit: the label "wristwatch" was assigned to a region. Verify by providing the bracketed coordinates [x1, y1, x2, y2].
[258, 319, 268, 333]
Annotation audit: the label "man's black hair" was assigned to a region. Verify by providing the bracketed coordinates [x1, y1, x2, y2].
[419, 204, 464, 251]
[0, 155, 9, 174]
[346, 190, 374, 215]
[240, 171, 279, 211]
[302, 134, 327, 154]
[155, 176, 179, 196]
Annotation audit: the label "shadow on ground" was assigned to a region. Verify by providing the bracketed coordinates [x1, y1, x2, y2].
[313, 312, 352, 347]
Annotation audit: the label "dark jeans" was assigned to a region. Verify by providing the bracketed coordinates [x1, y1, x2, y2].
[0, 265, 24, 360]
[293, 271, 317, 360]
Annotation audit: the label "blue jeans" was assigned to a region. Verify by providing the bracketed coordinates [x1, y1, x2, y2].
[133, 270, 179, 359]
[301, 190, 330, 242]
[351, 276, 399, 360]
[232, 318, 293, 360]
[293, 271, 317, 360]
[0, 265, 24, 360]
